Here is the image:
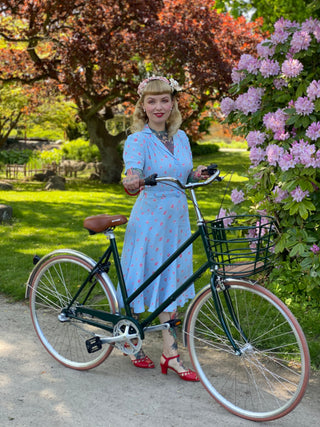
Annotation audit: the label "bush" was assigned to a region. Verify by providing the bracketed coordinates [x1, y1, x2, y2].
[60, 138, 101, 162]
[0, 149, 34, 164]
[220, 17, 320, 303]
[37, 148, 64, 165]
[192, 142, 219, 156]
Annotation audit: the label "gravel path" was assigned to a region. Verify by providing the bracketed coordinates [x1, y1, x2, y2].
[1, 295, 319, 427]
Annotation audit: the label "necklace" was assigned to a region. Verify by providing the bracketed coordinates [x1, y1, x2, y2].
[150, 128, 174, 154]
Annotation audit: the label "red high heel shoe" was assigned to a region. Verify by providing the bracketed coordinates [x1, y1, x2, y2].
[160, 354, 199, 382]
[130, 355, 155, 369]
[123, 343, 155, 369]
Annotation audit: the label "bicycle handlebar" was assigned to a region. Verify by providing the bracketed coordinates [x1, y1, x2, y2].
[141, 164, 222, 190]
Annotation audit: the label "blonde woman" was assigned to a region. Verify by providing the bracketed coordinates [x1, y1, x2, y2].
[120, 76, 208, 381]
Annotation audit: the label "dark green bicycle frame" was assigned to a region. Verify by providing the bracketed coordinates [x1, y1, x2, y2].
[66, 221, 241, 353]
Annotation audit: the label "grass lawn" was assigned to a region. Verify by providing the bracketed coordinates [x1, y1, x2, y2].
[0, 150, 249, 298]
[1, 149, 319, 368]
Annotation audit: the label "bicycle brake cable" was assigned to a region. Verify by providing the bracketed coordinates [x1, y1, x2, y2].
[217, 171, 234, 216]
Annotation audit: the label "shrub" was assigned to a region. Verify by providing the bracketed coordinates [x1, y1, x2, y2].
[220, 17, 320, 303]
[37, 148, 64, 165]
[192, 142, 219, 156]
[0, 149, 34, 164]
[60, 138, 101, 162]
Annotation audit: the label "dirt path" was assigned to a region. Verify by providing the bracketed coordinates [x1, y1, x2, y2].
[1, 295, 319, 427]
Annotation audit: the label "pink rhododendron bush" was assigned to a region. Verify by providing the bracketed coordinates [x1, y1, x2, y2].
[221, 17, 320, 302]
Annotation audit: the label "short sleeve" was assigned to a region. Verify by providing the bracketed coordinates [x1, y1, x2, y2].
[123, 133, 145, 172]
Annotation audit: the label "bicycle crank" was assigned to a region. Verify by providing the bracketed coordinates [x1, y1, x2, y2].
[113, 319, 142, 355]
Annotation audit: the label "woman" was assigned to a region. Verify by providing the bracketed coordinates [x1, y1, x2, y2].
[121, 76, 208, 381]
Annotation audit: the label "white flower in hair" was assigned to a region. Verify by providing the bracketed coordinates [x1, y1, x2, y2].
[169, 78, 181, 92]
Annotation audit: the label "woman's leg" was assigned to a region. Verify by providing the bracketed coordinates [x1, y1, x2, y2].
[126, 313, 154, 368]
[159, 311, 199, 380]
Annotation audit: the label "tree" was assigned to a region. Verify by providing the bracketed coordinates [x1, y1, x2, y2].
[0, 82, 44, 147]
[0, 0, 263, 183]
[215, 0, 320, 32]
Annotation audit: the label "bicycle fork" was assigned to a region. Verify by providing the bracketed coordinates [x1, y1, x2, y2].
[210, 274, 247, 356]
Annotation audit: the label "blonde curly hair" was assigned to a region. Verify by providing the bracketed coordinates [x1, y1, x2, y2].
[131, 79, 182, 138]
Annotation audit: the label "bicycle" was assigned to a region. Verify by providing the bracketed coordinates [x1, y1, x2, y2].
[26, 165, 310, 422]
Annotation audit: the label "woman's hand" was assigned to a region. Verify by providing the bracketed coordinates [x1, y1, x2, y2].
[123, 174, 141, 192]
[194, 165, 210, 181]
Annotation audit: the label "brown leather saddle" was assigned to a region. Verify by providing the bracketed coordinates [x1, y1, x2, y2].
[83, 214, 128, 235]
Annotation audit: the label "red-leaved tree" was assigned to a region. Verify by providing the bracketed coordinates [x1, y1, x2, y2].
[0, 0, 263, 182]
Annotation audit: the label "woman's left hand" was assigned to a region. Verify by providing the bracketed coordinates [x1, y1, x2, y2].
[194, 165, 210, 180]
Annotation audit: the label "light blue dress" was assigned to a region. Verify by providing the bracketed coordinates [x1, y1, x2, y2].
[119, 125, 195, 313]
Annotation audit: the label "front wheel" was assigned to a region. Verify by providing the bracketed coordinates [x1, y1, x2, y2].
[184, 280, 310, 421]
[29, 253, 118, 370]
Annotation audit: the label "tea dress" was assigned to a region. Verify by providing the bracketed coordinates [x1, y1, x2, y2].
[119, 125, 194, 313]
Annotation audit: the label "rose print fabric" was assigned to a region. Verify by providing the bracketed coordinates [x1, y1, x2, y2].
[119, 125, 194, 313]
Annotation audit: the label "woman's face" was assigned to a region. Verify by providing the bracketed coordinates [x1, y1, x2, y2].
[143, 93, 173, 131]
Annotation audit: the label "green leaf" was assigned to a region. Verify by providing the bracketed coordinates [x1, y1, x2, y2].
[302, 115, 311, 128]
[296, 82, 307, 98]
[298, 203, 308, 219]
[289, 243, 306, 257]
[289, 204, 300, 215]
[286, 115, 298, 126]
[314, 99, 320, 112]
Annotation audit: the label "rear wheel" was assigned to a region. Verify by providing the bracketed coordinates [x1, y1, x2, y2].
[185, 280, 310, 421]
[29, 254, 118, 370]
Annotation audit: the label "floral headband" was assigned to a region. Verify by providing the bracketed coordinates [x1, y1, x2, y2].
[137, 76, 181, 97]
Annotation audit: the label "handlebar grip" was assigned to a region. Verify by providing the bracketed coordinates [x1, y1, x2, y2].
[204, 163, 218, 175]
[144, 173, 158, 186]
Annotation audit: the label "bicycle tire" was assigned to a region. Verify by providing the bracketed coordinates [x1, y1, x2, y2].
[29, 252, 118, 370]
[184, 280, 310, 421]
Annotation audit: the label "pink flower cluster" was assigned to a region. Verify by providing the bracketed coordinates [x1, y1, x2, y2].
[275, 140, 320, 170]
[237, 54, 260, 74]
[295, 97, 314, 115]
[272, 186, 289, 203]
[266, 144, 284, 166]
[290, 31, 311, 54]
[306, 122, 320, 140]
[231, 189, 245, 205]
[248, 138, 320, 170]
[260, 59, 280, 78]
[256, 40, 275, 58]
[249, 147, 266, 166]
[291, 186, 309, 202]
[281, 58, 303, 78]
[301, 18, 320, 42]
[307, 80, 320, 100]
[246, 131, 267, 148]
[216, 208, 237, 227]
[220, 97, 235, 116]
[235, 87, 264, 115]
[310, 244, 320, 254]
[263, 109, 287, 133]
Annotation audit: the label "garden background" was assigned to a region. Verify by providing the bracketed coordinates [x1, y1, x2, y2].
[0, 1, 319, 368]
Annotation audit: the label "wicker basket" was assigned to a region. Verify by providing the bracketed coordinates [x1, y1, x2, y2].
[206, 215, 276, 278]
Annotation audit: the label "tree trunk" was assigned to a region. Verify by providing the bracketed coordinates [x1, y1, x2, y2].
[84, 113, 124, 184]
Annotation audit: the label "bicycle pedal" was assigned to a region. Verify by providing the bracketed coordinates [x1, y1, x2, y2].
[86, 336, 102, 353]
[166, 318, 182, 328]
